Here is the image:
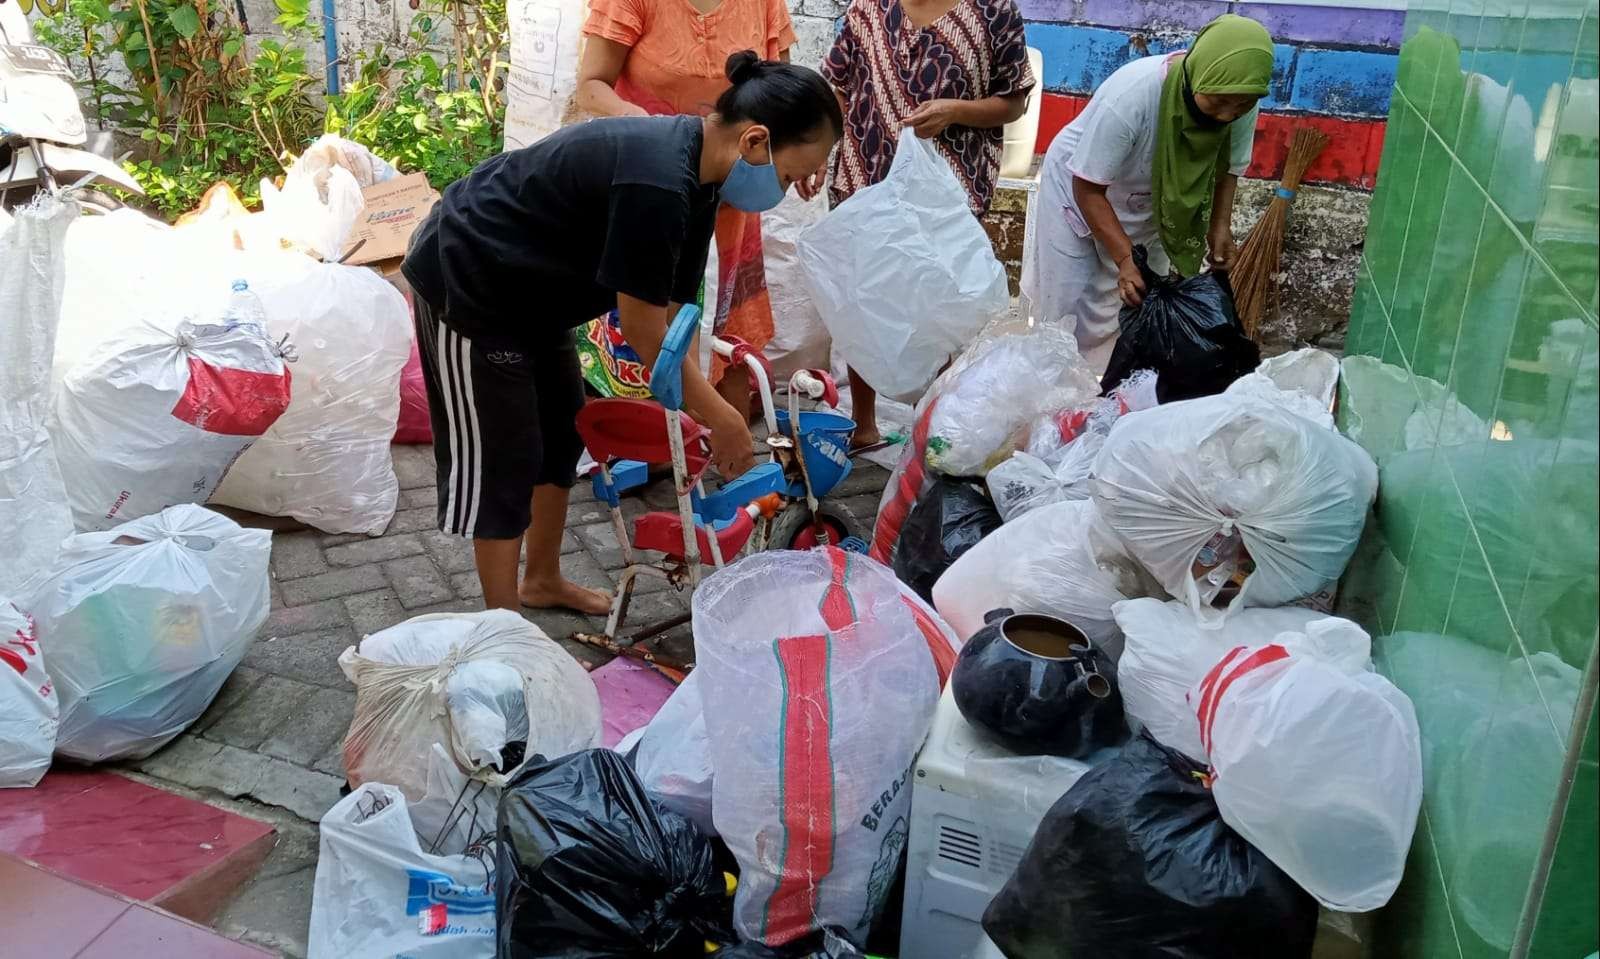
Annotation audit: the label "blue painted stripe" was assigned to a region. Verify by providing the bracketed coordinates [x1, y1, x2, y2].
[1024, 22, 1397, 116]
[1289, 47, 1397, 116]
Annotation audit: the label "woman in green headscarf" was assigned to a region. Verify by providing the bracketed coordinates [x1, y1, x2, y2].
[1022, 14, 1275, 373]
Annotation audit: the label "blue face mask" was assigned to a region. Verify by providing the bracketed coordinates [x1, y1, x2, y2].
[720, 139, 785, 213]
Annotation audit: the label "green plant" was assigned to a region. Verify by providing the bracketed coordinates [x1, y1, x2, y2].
[326, 0, 507, 189]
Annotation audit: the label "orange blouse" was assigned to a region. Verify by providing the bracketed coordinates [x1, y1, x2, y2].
[583, 0, 798, 117]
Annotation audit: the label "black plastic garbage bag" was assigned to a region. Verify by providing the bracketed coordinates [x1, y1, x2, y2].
[982, 733, 1318, 959]
[892, 477, 1001, 601]
[496, 748, 731, 958]
[1100, 246, 1259, 403]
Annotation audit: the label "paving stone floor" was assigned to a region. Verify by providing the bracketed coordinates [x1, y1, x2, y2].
[124, 442, 892, 957]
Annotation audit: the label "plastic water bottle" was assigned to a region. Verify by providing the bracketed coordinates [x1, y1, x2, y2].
[221, 279, 270, 332]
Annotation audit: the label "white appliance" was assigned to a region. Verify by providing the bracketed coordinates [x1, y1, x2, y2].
[899, 683, 1104, 959]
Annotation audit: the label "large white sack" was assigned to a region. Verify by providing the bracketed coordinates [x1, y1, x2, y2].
[0, 597, 58, 788]
[933, 499, 1157, 649]
[761, 191, 832, 382]
[0, 195, 77, 596]
[1091, 393, 1377, 625]
[1113, 598, 1329, 760]
[211, 263, 410, 534]
[339, 610, 602, 804]
[694, 548, 941, 948]
[53, 307, 293, 531]
[309, 783, 496, 959]
[799, 129, 1010, 403]
[1191, 626, 1422, 912]
[27, 505, 271, 761]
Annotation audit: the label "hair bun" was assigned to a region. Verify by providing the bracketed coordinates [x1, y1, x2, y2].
[725, 49, 761, 84]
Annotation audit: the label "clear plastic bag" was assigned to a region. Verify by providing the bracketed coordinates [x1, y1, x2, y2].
[923, 323, 1100, 477]
[1091, 393, 1378, 625]
[27, 505, 271, 761]
[309, 783, 496, 959]
[0, 597, 57, 788]
[618, 669, 715, 836]
[260, 140, 369, 262]
[1112, 598, 1326, 760]
[211, 262, 411, 534]
[0, 195, 76, 595]
[693, 548, 942, 948]
[1191, 629, 1422, 912]
[932, 499, 1157, 649]
[1223, 348, 1340, 431]
[339, 610, 602, 804]
[53, 305, 293, 531]
[798, 129, 1010, 403]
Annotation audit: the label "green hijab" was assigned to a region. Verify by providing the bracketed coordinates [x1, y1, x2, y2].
[1154, 14, 1275, 277]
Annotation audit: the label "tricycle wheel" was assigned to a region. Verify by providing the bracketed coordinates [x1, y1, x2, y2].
[789, 512, 852, 550]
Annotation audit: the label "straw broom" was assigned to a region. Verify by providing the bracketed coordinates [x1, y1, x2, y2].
[1231, 128, 1331, 339]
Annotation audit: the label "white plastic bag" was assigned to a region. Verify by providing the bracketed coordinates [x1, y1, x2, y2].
[27, 505, 271, 761]
[339, 610, 602, 803]
[618, 669, 715, 836]
[309, 783, 496, 959]
[1225, 348, 1340, 430]
[1191, 630, 1422, 912]
[211, 263, 411, 534]
[1113, 598, 1326, 759]
[924, 323, 1101, 476]
[762, 192, 832, 382]
[261, 144, 368, 262]
[0, 195, 76, 596]
[933, 499, 1155, 648]
[0, 598, 57, 788]
[799, 129, 1010, 403]
[694, 548, 942, 947]
[1091, 394, 1378, 624]
[53, 305, 293, 531]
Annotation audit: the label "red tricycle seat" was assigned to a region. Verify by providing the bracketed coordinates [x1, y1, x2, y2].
[577, 398, 711, 476]
[634, 510, 755, 563]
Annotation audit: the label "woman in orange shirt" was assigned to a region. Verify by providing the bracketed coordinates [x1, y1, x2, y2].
[576, 0, 797, 420]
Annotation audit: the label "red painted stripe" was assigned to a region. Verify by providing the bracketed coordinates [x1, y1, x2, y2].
[1195, 643, 1292, 757]
[869, 399, 939, 564]
[1035, 92, 1386, 188]
[765, 633, 836, 946]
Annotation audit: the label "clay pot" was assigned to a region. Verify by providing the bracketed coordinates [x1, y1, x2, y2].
[950, 609, 1126, 758]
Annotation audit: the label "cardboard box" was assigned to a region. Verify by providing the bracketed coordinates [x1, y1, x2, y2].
[341, 172, 439, 266]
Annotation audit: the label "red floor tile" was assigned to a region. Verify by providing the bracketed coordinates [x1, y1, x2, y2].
[0, 769, 275, 921]
[0, 854, 131, 957]
[77, 903, 273, 958]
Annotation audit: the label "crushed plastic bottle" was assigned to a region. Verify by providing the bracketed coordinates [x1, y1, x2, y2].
[221, 279, 270, 332]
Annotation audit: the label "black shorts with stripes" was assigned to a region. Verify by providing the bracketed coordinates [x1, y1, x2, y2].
[413, 294, 586, 540]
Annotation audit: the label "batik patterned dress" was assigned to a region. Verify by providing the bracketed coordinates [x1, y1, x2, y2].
[822, 0, 1035, 217]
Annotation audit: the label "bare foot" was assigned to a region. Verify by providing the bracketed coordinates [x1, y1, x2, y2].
[850, 427, 883, 451]
[519, 577, 613, 615]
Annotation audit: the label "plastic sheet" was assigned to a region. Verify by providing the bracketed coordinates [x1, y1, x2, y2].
[340, 610, 602, 803]
[53, 306, 292, 531]
[983, 733, 1319, 959]
[1091, 393, 1378, 624]
[28, 505, 271, 761]
[1193, 630, 1422, 911]
[693, 548, 941, 948]
[1100, 246, 1259, 403]
[309, 783, 496, 959]
[495, 749, 728, 958]
[892, 478, 1000, 603]
[0, 195, 76, 595]
[933, 499, 1157, 648]
[211, 262, 411, 534]
[617, 669, 715, 835]
[0, 597, 57, 788]
[799, 129, 1010, 403]
[1113, 598, 1325, 759]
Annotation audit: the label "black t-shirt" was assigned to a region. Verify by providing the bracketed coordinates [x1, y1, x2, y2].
[403, 115, 720, 346]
